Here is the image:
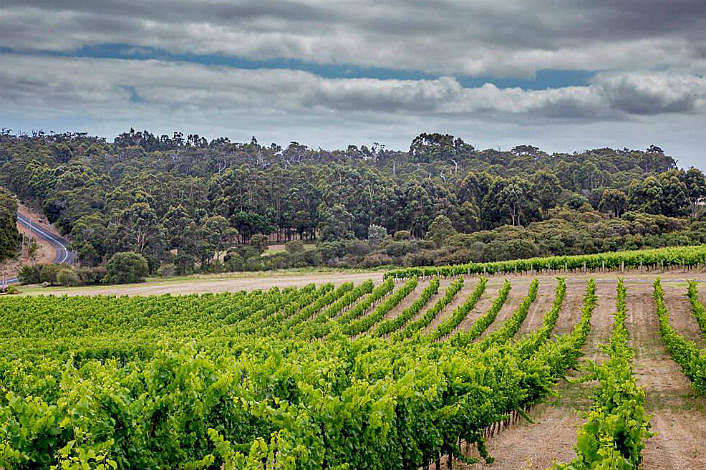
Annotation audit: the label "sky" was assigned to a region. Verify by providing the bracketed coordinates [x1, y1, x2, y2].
[1, 0, 705, 169]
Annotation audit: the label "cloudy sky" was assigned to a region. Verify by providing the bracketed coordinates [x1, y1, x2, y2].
[1, 0, 705, 168]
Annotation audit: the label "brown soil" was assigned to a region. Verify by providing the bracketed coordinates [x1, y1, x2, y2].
[452, 282, 501, 334]
[660, 282, 706, 348]
[476, 279, 530, 340]
[23, 271, 386, 296]
[553, 278, 589, 335]
[422, 279, 482, 335]
[516, 278, 558, 336]
[381, 280, 431, 322]
[625, 280, 706, 470]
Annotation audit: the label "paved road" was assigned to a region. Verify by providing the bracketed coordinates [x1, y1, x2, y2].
[4, 213, 74, 284]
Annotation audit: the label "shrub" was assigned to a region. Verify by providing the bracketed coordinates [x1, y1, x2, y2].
[384, 241, 416, 257]
[224, 253, 244, 272]
[343, 239, 370, 257]
[368, 224, 387, 248]
[225, 245, 259, 262]
[106, 252, 149, 284]
[426, 215, 456, 247]
[57, 268, 80, 287]
[360, 253, 394, 268]
[249, 234, 269, 254]
[76, 266, 107, 284]
[144, 254, 161, 274]
[393, 230, 411, 241]
[285, 240, 305, 254]
[156, 263, 176, 277]
[18, 265, 41, 284]
[174, 253, 195, 275]
[39, 264, 62, 285]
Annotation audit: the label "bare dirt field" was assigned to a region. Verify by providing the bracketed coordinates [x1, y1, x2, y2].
[20, 271, 386, 296]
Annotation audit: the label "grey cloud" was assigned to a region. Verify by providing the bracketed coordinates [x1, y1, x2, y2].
[1, 1, 704, 76]
[593, 72, 706, 114]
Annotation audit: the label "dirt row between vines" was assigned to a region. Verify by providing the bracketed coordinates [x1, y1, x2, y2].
[448, 276, 706, 470]
[628, 281, 706, 469]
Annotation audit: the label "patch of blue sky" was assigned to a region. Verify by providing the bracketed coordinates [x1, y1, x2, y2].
[1, 43, 595, 90]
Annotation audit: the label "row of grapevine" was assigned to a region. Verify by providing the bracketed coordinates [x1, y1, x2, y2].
[0, 275, 597, 470]
[653, 279, 706, 396]
[478, 279, 539, 349]
[687, 280, 706, 335]
[556, 279, 652, 469]
[385, 244, 706, 279]
[516, 278, 567, 356]
[448, 279, 511, 346]
[426, 278, 487, 340]
[288, 280, 373, 338]
[373, 278, 439, 337]
[281, 282, 353, 330]
[342, 278, 418, 336]
[238, 283, 332, 334]
[333, 279, 394, 325]
[392, 278, 464, 340]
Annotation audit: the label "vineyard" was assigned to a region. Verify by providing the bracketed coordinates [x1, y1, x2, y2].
[0, 260, 705, 468]
[385, 245, 706, 279]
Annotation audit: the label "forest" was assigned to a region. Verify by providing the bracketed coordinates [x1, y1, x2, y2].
[1, 129, 705, 280]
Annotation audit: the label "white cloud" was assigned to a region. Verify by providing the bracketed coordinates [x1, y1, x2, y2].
[2, 55, 703, 121]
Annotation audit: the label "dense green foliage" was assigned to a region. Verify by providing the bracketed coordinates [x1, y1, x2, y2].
[1, 131, 704, 274]
[342, 277, 418, 336]
[0, 187, 20, 262]
[427, 278, 488, 340]
[653, 279, 706, 396]
[0, 272, 602, 469]
[373, 278, 439, 337]
[478, 279, 539, 349]
[105, 252, 149, 284]
[393, 278, 464, 340]
[687, 281, 706, 335]
[386, 244, 706, 278]
[557, 279, 652, 469]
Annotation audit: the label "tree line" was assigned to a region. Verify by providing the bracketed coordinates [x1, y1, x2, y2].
[0, 187, 20, 263]
[0, 129, 704, 278]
